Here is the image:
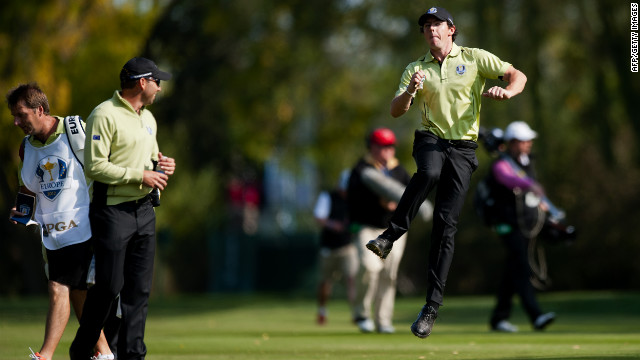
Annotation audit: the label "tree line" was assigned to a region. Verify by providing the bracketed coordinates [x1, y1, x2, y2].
[1, 0, 638, 295]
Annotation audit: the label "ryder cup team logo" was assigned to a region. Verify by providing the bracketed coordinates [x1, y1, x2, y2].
[19, 204, 31, 216]
[456, 64, 467, 75]
[36, 156, 68, 201]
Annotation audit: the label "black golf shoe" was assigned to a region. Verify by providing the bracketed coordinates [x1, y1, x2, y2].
[365, 237, 393, 259]
[411, 305, 438, 339]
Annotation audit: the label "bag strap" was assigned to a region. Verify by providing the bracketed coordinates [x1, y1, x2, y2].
[19, 137, 27, 161]
[500, 153, 565, 220]
[63, 115, 85, 168]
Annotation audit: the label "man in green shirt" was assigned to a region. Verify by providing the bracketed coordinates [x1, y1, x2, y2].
[365, 6, 527, 339]
[70, 57, 176, 360]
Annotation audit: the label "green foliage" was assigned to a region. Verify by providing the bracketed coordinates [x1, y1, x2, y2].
[1, 0, 639, 295]
[144, 0, 640, 293]
[0, 0, 164, 295]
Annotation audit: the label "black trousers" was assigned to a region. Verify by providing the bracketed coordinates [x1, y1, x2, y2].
[382, 130, 478, 306]
[70, 198, 156, 360]
[490, 228, 542, 326]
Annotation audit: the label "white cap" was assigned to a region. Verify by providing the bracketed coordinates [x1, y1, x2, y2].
[504, 121, 537, 141]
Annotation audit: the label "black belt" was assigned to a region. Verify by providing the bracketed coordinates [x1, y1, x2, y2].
[91, 194, 152, 210]
[418, 130, 478, 150]
[441, 138, 478, 149]
[121, 194, 152, 206]
[135, 194, 152, 204]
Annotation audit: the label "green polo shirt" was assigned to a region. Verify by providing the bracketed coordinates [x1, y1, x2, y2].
[84, 90, 159, 205]
[395, 43, 511, 141]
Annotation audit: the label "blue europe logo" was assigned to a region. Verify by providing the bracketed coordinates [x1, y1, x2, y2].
[36, 156, 68, 201]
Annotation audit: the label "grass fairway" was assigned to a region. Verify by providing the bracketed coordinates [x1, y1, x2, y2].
[1, 291, 639, 359]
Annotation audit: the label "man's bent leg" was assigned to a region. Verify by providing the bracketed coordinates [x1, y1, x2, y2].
[381, 134, 444, 241]
[381, 172, 437, 241]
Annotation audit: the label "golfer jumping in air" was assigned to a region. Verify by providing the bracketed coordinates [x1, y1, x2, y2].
[364, 6, 527, 338]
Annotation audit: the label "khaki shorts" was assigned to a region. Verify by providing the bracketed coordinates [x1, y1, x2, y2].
[319, 243, 358, 281]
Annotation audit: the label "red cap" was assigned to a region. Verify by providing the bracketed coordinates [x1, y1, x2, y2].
[369, 128, 396, 146]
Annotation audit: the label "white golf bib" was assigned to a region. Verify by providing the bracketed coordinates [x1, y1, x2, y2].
[21, 134, 91, 250]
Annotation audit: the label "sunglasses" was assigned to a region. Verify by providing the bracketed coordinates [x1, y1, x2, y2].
[146, 77, 161, 86]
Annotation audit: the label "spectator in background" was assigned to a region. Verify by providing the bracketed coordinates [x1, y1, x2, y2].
[313, 170, 358, 325]
[484, 121, 555, 332]
[348, 128, 411, 334]
[227, 172, 261, 235]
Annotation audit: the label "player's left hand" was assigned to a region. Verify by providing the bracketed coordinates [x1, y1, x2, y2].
[482, 86, 513, 100]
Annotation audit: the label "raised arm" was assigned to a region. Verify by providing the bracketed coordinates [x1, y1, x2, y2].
[482, 66, 527, 101]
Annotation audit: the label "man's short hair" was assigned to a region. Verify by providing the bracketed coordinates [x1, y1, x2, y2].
[6, 82, 50, 114]
[120, 78, 139, 90]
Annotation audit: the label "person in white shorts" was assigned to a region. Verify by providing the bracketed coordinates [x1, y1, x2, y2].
[313, 170, 359, 325]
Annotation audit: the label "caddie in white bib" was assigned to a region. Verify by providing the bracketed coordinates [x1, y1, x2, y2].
[21, 131, 91, 250]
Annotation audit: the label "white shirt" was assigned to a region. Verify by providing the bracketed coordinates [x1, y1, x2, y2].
[313, 191, 331, 220]
[21, 133, 91, 250]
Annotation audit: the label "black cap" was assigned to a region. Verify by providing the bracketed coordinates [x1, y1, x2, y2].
[418, 7, 454, 27]
[119, 57, 172, 83]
